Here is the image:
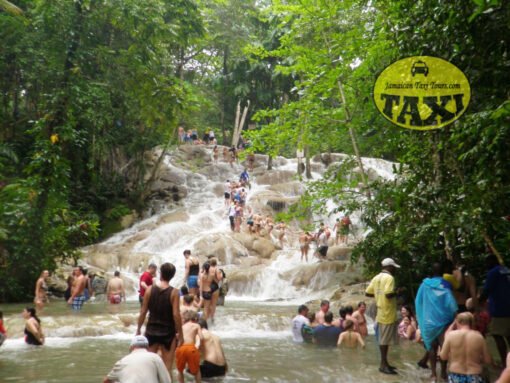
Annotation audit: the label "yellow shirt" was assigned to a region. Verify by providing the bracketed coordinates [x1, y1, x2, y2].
[365, 270, 397, 325]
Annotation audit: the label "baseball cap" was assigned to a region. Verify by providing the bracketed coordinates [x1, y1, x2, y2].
[381, 258, 401, 268]
[130, 335, 149, 348]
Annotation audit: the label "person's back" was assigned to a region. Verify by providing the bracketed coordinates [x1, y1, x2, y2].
[291, 305, 310, 343]
[105, 336, 171, 383]
[146, 285, 174, 336]
[199, 318, 227, 378]
[443, 329, 489, 375]
[108, 348, 171, 383]
[313, 312, 341, 347]
[337, 320, 364, 348]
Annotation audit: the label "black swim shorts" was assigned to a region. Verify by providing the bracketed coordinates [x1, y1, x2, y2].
[318, 246, 328, 257]
[202, 291, 212, 300]
[145, 333, 175, 351]
[224, 192, 230, 199]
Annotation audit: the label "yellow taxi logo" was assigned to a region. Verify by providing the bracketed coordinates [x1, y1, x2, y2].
[373, 56, 471, 130]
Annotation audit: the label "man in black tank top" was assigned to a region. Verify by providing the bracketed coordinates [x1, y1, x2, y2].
[137, 263, 184, 377]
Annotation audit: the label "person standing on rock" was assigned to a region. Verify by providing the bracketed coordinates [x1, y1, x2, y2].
[137, 262, 183, 377]
[339, 216, 352, 245]
[68, 266, 87, 310]
[365, 258, 401, 375]
[199, 262, 214, 321]
[139, 263, 157, 305]
[299, 232, 311, 262]
[107, 271, 126, 304]
[316, 229, 329, 261]
[224, 180, 231, 207]
[34, 270, 50, 311]
[209, 258, 223, 322]
[184, 250, 200, 297]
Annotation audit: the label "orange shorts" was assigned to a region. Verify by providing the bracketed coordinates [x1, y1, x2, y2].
[175, 343, 200, 374]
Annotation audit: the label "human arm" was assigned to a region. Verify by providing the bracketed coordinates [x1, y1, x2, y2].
[121, 281, 126, 302]
[172, 289, 184, 346]
[357, 333, 365, 348]
[184, 259, 190, 282]
[136, 286, 151, 335]
[481, 337, 492, 366]
[439, 335, 450, 361]
[337, 332, 343, 347]
[106, 280, 111, 299]
[26, 319, 44, 344]
[384, 276, 397, 299]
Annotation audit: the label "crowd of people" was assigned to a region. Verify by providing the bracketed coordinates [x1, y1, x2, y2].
[292, 255, 510, 382]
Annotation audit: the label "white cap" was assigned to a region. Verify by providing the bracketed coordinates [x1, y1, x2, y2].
[381, 258, 401, 268]
[130, 335, 149, 348]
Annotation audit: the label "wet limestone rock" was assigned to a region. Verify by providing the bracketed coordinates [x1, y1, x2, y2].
[193, 234, 249, 264]
[251, 237, 276, 259]
[326, 245, 353, 260]
[156, 210, 189, 225]
[256, 170, 295, 186]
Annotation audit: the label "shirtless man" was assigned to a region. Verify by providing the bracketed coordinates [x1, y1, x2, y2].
[338, 319, 365, 348]
[440, 312, 492, 383]
[176, 310, 203, 383]
[198, 318, 228, 378]
[180, 295, 199, 320]
[316, 300, 330, 325]
[352, 302, 368, 337]
[34, 270, 50, 311]
[299, 232, 311, 262]
[106, 271, 126, 304]
[68, 266, 87, 310]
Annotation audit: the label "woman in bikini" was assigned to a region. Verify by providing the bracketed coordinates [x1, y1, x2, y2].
[34, 270, 50, 311]
[199, 263, 214, 321]
[337, 319, 365, 348]
[209, 258, 224, 322]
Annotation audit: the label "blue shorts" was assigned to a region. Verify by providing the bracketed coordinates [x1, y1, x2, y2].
[448, 373, 485, 383]
[72, 295, 86, 310]
[187, 275, 199, 289]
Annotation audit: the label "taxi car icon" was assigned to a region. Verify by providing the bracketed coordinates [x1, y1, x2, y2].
[411, 60, 429, 76]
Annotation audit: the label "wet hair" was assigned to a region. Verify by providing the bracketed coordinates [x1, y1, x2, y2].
[401, 305, 415, 320]
[358, 301, 366, 308]
[182, 310, 198, 323]
[202, 262, 210, 273]
[209, 258, 217, 267]
[343, 319, 354, 331]
[324, 311, 334, 324]
[183, 294, 194, 305]
[180, 285, 189, 295]
[307, 312, 316, 323]
[183, 250, 191, 256]
[298, 304, 308, 314]
[26, 307, 41, 324]
[148, 263, 157, 269]
[456, 312, 474, 328]
[114, 270, 120, 277]
[345, 305, 353, 315]
[160, 262, 176, 282]
[80, 267, 87, 275]
[199, 318, 208, 329]
[339, 307, 347, 319]
[320, 300, 329, 307]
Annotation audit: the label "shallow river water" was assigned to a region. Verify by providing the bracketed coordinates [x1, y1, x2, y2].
[2, 298, 497, 383]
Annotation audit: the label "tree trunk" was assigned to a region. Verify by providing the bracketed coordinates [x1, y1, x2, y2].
[221, 46, 229, 145]
[305, 144, 312, 179]
[267, 155, 273, 170]
[337, 79, 370, 198]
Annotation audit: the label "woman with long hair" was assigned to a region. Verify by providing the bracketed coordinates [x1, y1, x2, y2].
[23, 307, 44, 346]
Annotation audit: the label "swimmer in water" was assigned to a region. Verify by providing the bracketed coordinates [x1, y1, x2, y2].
[337, 319, 365, 348]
